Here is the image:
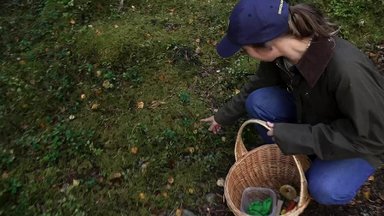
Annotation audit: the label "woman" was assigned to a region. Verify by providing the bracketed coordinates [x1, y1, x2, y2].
[201, 0, 384, 205]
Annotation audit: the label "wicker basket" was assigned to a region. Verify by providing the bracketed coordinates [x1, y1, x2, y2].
[224, 119, 312, 216]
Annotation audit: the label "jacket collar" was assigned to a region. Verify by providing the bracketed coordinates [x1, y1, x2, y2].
[296, 36, 335, 88]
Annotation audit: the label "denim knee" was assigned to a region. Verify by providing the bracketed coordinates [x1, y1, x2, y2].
[245, 90, 262, 119]
[308, 177, 355, 205]
[245, 86, 296, 122]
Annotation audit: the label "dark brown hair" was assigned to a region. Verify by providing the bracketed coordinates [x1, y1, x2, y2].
[288, 4, 339, 38]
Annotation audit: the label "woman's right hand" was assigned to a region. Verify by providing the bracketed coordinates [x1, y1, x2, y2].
[200, 115, 222, 134]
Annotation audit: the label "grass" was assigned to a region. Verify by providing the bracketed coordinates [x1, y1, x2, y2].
[1, 0, 383, 215]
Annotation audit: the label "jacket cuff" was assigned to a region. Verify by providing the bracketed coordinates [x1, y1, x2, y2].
[274, 123, 315, 155]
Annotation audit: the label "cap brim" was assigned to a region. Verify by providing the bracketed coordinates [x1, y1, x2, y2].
[216, 36, 241, 58]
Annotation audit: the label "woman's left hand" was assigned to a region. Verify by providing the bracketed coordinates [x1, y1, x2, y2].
[266, 121, 274, 139]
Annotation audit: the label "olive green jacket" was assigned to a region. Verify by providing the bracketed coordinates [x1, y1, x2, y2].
[214, 37, 384, 168]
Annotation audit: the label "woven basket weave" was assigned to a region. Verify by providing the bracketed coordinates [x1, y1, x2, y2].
[224, 119, 312, 216]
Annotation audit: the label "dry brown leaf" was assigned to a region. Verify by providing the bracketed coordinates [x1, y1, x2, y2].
[149, 100, 166, 109]
[91, 103, 100, 110]
[167, 176, 174, 184]
[80, 94, 86, 100]
[69, 19, 76, 25]
[109, 172, 123, 184]
[130, 146, 138, 155]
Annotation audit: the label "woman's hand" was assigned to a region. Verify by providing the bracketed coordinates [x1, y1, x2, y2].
[266, 121, 275, 140]
[200, 116, 222, 134]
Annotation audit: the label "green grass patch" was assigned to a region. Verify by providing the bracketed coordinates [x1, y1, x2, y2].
[1, 0, 383, 215]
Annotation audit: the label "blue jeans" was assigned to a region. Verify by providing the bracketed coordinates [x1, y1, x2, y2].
[245, 86, 375, 205]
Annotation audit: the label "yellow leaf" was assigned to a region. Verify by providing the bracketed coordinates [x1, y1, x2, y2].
[175, 209, 182, 216]
[186, 147, 195, 153]
[139, 192, 146, 200]
[188, 188, 194, 194]
[72, 179, 80, 186]
[130, 146, 138, 155]
[137, 101, 144, 109]
[363, 188, 371, 200]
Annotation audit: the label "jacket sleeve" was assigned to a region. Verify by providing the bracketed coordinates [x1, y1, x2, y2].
[214, 61, 282, 125]
[274, 55, 384, 162]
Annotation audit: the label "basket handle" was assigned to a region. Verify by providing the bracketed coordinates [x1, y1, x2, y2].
[235, 119, 271, 161]
[235, 119, 311, 212]
[293, 155, 310, 210]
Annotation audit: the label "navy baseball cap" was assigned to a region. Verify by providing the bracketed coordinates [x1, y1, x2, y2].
[217, 0, 290, 58]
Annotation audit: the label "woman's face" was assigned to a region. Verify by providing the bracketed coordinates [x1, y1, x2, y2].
[242, 43, 281, 62]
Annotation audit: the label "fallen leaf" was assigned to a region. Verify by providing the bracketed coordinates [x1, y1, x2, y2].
[114, 24, 119, 28]
[216, 178, 225, 187]
[362, 188, 371, 200]
[109, 172, 123, 184]
[96, 70, 102, 77]
[80, 94, 86, 100]
[130, 146, 138, 154]
[188, 188, 194, 194]
[167, 176, 174, 184]
[69, 19, 76, 25]
[68, 115, 75, 120]
[139, 192, 146, 200]
[102, 80, 113, 89]
[195, 47, 201, 54]
[235, 89, 240, 94]
[162, 192, 168, 198]
[149, 100, 166, 109]
[368, 175, 375, 181]
[72, 179, 80, 186]
[175, 209, 182, 216]
[91, 103, 100, 110]
[141, 162, 149, 173]
[137, 101, 144, 109]
[186, 147, 195, 153]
